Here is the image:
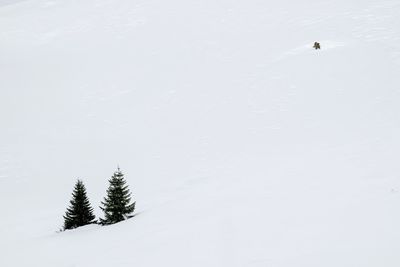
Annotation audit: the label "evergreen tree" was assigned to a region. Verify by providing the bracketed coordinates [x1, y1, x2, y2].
[63, 180, 96, 230]
[100, 167, 136, 225]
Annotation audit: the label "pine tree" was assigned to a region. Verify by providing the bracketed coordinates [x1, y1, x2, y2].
[63, 180, 96, 230]
[100, 167, 136, 225]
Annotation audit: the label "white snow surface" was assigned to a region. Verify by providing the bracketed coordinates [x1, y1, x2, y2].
[1, 0, 400, 266]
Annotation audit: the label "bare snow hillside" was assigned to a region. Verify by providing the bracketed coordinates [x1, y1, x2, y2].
[1, 0, 400, 266]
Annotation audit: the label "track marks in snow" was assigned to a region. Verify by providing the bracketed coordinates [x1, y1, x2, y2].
[0, 0, 147, 45]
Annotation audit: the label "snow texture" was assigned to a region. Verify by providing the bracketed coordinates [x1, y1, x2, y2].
[1, 0, 400, 266]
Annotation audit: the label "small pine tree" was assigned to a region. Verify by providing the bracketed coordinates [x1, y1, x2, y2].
[63, 180, 96, 230]
[100, 167, 136, 225]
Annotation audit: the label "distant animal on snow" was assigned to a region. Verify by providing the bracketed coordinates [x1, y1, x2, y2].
[313, 42, 321, 49]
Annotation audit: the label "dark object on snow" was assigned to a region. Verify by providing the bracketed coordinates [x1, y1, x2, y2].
[63, 180, 96, 230]
[313, 42, 321, 50]
[99, 167, 136, 225]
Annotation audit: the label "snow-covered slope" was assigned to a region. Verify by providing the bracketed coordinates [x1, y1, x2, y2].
[1, 0, 400, 266]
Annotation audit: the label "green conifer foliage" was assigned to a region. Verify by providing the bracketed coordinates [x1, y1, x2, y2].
[100, 168, 135, 225]
[63, 180, 96, 230]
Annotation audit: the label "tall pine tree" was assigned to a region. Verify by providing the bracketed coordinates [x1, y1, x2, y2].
[100, 167, 135, 225]
[63, 180, 96, 230]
